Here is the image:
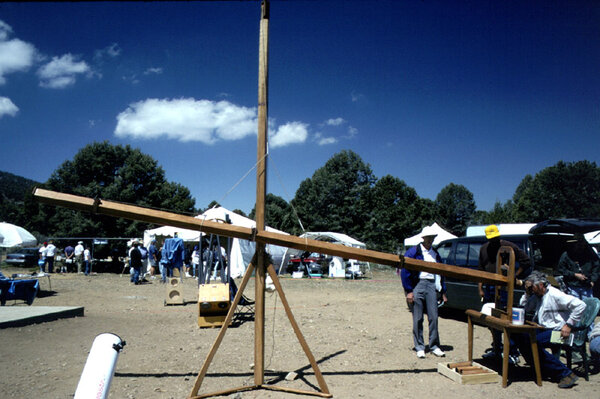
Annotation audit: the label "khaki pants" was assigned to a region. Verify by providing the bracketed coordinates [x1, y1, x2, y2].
[75, 254, 83, 273]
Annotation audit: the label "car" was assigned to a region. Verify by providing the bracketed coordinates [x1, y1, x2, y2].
[4, 247, 40, 268]
[286, 252, 325, 276]
[435, 219, 600, 311]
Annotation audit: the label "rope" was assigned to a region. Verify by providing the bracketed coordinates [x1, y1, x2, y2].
[216, 141, 269, 207]
[265, 287, 278, 371]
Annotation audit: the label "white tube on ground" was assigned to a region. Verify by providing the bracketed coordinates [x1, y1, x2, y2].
[74, 333, 126, 399]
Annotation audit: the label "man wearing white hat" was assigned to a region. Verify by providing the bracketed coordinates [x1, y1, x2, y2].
[74, 241, 84, 274]
[401, 225, 447, 358]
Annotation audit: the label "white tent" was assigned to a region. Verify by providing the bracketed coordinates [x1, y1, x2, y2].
[280, 231, 367, 275]
[143, 226, 203, 248]
[299, 232, 366, 249]
[197, 207, 289, 278]
[403, 223, 457, 247]
[143, 207, 289, 278]
[0, 222, 37, 248]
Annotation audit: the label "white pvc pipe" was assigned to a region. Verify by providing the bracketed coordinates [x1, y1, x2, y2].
[74, 333, 126, 399]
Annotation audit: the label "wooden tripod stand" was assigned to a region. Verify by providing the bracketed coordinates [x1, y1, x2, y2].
[188, 262, 332, 398]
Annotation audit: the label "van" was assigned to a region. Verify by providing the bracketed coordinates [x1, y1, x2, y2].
[435, 219, 600, 311]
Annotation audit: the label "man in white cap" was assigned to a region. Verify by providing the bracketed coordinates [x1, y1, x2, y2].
[401, 225, 447, 358]
[74, 241, 84, 274]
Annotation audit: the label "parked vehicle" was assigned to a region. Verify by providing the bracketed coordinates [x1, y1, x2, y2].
[435, 219, 600, 311]
[4, 247, 40, 268]
[286, 252, 325, 276]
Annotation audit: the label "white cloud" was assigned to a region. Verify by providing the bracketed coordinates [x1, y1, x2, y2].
[270, 121, 308, 148]
[114, 98, 258, 143]
[324, 117, 345, 126]
[347, 126, 358, 138]
[122, 74, 140, 85]
[37, 54, 90, 89]
[0, 20, 37, 85]
[0, 96, 18, 118]
[351, 91, 364, 102]
[94, 43, 121, 60]
[318, 137, 338, 145]
[0, 20, 12, 41]
[143, 67, 163, 75]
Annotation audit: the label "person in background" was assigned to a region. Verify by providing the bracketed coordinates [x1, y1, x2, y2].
[401, 225, 447, 359]
[191, 245, 201, 278]
[478, 224, 531, 363]
[164, 232, 185, 279]
[138, 243, 149, 280]
[160, 242, 169, 283]
[45, 240, 57, 273]
[557, 234, 600, 300]
[129, 240, 142, 284]
[74, 241, 84, 274]
[148, 239, 158, 279]
[83, 245, 92, 276]
[63, 244, 74, 273]
[38, 241, 47, 273]
[513, 271, 585, 389]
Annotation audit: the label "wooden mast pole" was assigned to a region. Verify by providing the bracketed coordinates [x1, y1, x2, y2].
[254, 0, 269, 386]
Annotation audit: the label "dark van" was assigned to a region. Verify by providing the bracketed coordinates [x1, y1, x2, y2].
[435, 219, 600, 311]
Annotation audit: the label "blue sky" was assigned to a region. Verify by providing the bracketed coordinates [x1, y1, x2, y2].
[1, 1, 599, 216]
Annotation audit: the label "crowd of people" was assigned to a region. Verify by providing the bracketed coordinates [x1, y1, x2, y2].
[125, 233, 228, 285]
[34, 234, 227, 284]
[401, 224, 600, 390]
[37, 240, 91, 275]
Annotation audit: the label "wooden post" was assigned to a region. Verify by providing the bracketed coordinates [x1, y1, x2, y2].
[254, 0, 269, 386]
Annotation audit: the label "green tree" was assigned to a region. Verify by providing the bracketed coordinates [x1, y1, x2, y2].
[291, 150, 376, 240]
[435, 183, 476, 236]
[472, 200, 516, 225]
[512, 160, 600, 222]
[0, 171, 39, 230]
[362, 175, 436, 253]
[232, 209, 247, 218]
[30, 142, 195, 238]
[249, 193, 295, 233]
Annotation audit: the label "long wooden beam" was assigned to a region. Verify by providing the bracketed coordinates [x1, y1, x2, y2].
[33, 187, 507, 286]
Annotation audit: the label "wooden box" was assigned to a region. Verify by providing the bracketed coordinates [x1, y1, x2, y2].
[197, 283, 231, 328]
[437, 361, 500, 385]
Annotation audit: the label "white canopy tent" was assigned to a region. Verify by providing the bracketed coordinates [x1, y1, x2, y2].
[403, 223, 457, 247]
[143, 226, 203, 248]
[198, 207, 289, 278]
[0, 222, 37, 248]
[299, 232, 366, 249]
[280, 231, 367, 275]
[143, 207, 289, 278]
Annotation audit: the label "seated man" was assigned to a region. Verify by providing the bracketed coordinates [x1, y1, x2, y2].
[514, 271, 586, 389]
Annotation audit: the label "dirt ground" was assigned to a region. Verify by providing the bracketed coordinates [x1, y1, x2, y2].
[1, 266, 598, 399]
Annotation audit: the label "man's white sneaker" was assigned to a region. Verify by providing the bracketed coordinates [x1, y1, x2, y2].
[416, 350, 425, 358]
[432, 348, 445, 357]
